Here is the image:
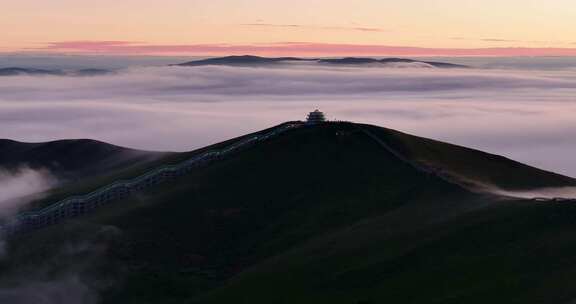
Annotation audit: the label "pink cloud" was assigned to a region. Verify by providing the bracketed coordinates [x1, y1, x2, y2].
[34, 41, 576, 56]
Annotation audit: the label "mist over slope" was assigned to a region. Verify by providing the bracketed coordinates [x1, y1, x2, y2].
[0, 139, 168, 181]
[0, 167, 56, 217]
[0, 139, 176, 215]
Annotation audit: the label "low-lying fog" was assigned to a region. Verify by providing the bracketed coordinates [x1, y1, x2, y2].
[0, 167, 55, 217]
[1, 56, 575, 177]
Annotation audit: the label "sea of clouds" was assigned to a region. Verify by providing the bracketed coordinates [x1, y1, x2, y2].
[0, 60, 575, 179]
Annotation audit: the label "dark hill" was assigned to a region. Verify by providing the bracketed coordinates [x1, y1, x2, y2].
[319, 57, 382, 64]
[175, 55, 469, 68]
[73, 68, 115, 76]
[3, 122, 576, 304]
[176, 55, 314, 67]
[0, 67, 64, 76]
[0, 67, 114, 77]
[0, 138, 169, 183]
[319, 57, 469, 68]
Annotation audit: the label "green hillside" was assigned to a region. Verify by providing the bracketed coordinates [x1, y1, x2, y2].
[2, 122, 576, 304]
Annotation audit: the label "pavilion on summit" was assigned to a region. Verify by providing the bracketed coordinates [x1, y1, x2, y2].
[306, 110, 326, 124]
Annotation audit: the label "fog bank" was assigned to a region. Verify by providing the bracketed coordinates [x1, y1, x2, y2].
[0, 64, 575, 177]
[0, 167, 56, 217]
[493, 187, 576, 200]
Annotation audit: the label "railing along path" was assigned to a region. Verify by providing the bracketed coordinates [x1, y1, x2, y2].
[1, 123, 300, 236]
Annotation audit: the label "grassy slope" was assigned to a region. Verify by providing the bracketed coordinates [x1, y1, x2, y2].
[196, 125, 576, 304]
[5, 122, 576, 304]
[0, 138, 174, 210]
[364, 125, 576, 190]
[201, 201, 576, 304]
[0, 138, 166, 180]
[24, 125, 287, 210]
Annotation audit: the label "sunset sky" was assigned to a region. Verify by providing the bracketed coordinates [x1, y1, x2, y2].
[3, 0, 576, 56]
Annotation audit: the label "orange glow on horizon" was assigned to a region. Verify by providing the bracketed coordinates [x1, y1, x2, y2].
[15, 41, 576, 57]
[2, 0, 576, 56]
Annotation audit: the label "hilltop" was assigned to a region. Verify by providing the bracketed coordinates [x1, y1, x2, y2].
[2, 122, 576, 304]
[176, 55, 470, 68]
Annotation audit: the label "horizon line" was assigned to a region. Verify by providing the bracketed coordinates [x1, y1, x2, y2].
[5, 41, 576, 57]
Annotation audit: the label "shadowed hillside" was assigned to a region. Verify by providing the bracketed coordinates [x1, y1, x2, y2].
[362, 125, 576, 191]
[2, 122, 576, 304]
[0, 139, 169, 182]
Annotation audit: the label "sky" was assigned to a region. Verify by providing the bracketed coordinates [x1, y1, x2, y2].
[3, 0, 576, 56]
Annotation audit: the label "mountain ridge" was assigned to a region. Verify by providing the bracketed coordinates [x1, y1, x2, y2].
[2, 121, 576, 304]
[0, 138, 171, 191]
[6, 122, 575, 232]
[176, 55, 470, 68]
[0, 67, 114, 76]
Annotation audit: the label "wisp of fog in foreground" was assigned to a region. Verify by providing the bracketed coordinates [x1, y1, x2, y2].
[0, 167, 56, 217]
[0, 62, 575, 177]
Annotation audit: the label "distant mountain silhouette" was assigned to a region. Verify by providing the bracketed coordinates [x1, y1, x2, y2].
[176, 55, 315, 66]
[176, 55, 470, 68]
[0, 67, 114, 77]
[318, 57, 382, 64]
[73, 68, 114, 76]
[321, 57, 469, 68]
[0, 67, 64, 76]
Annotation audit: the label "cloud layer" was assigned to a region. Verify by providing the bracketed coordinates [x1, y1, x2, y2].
[0, 64, 575, 177]
[494, 187, 576, 200]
